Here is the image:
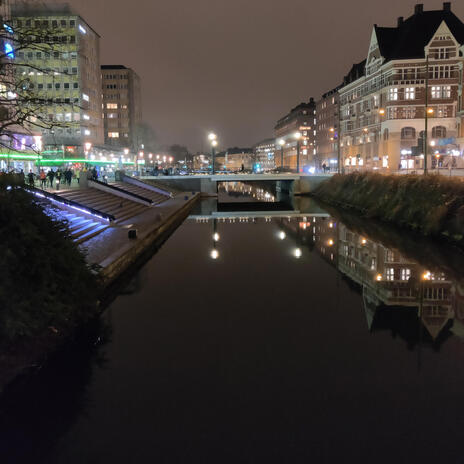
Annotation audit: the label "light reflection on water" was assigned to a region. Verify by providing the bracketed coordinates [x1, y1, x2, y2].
[2, 200, 464, 463]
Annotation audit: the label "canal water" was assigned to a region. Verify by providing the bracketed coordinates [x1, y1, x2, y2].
[2, 187, 464, 463]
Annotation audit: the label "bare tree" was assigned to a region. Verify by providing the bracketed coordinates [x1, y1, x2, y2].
[0, 11, 78, 153]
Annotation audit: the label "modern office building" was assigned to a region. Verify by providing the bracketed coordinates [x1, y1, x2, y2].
[12, 2, 104, 157]
[101, 65, 142, 151]
[274, 98, 316, 172]
[253, 137, 275, 171]
[339, 3, 464, 172]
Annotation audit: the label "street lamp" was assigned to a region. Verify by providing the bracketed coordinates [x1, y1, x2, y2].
[278, 138, 285, 171]
[294, 132, 301, 173]
[209, 133, 218, 174]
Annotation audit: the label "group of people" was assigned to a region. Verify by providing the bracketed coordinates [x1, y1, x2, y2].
[25, 167, 80, 189]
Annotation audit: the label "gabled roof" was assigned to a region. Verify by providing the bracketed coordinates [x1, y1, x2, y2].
[343, 60, 366, 85]
[375, 7, 464, 61]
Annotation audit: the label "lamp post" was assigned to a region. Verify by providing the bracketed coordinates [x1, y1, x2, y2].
[208, 132, 217, 174]
[294, 132, 301, 173]
[278, 138, 285, 171]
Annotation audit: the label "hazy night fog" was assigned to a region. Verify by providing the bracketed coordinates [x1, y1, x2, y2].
[54, 0, 464, 151]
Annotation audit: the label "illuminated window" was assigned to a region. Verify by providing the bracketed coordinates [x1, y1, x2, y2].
[405, 87, 415, 100]
[401, 269, 411, 281]
[108, 132, 119, 138]
[84, 129, 91, 135]
[107, 103, 118, 109]
[386, 268, 395, 281]
[82, 93, 89, 101]
[388, 88, 398, 101]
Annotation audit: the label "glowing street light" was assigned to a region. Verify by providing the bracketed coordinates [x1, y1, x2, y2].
[294, 132, 301, 173]
[213, 232, 220, 241]
[278, 231, 286, 240]
[209, 132, 218, 174]
[210, 249, 219, 260]
[294, 248, 302, 259]
[124, 148, 129, 155]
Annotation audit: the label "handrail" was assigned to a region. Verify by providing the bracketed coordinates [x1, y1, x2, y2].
[90, 179, 154, 205]
[121, 174, 173, 197]
[25, 185, 115, 222]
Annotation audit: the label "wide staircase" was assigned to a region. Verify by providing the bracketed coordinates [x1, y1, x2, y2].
[111, 181, 170, 204]
[39, 200, 110, 244]
[57, 188, 148, 223]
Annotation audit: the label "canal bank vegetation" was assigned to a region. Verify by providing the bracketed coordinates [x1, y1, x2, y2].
[313, 173, 464, 246]
[0, 175, 99, 387]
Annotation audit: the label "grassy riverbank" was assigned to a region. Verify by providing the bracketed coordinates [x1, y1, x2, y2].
[0, 175, 99, 389]
[312, 173, 464, 245]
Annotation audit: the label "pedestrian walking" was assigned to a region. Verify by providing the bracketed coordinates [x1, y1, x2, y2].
[75, 169, 80, 184]
[27, 170, 35, 187]
[47, 169, 55, 188]
[39, 169, 46, 189]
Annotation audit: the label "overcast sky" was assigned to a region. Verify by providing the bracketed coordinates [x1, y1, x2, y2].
[58, 0, 464, 151]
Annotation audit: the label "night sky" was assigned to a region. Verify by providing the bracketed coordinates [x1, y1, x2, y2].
[59, 0, 464, 151]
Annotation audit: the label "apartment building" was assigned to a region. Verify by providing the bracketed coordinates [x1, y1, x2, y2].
[274, 98, 316, 172]
[339, 3, 464, 172]
[315, 85, 341, 171]
[12, 2, 104, 156]
[101, 65, 142, 151]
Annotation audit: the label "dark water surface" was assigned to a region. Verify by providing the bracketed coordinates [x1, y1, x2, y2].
[2, 200, 464, 463]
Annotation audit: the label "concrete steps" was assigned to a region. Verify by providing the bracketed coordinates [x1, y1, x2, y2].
[112, 182, 170, 204]
[57, 188, 149, 223]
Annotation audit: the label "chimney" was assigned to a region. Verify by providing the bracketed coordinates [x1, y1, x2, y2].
[397, 16, 404, 27]
[443, 2, 451, 11]
[414, 4, 423, 14]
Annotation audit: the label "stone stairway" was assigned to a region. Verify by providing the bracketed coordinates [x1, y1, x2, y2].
[111, 181, 170, 204]
[57, 188, 148, 223]
[39, 200, 110, 244]
[63, 212, 109, 244]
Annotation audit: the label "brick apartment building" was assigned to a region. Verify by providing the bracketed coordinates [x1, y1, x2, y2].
[274, 98, 316, 172]
[337, 3, 464, 172]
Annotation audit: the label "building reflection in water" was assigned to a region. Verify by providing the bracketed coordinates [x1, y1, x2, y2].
[197, 213, 464, 347]
[218, 181, 276, 202]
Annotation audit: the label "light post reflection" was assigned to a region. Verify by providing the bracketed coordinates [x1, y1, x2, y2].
[210, 218, 219, 259]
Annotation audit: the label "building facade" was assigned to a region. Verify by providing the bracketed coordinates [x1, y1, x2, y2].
[315, 86, 341, 171]
[339, 3, 464, 173]
[274, 98, 316, 172]
[253, 137, 275, 171]
[215, 147, 254, 171]
[101, 65, 142, 151]
[12, 3, 104, 156]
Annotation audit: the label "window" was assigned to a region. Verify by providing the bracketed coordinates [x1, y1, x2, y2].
[73, 82, 79, 89]
[108, 113, 117, 119]
[432, 126, 446, 138]
[401, 127, 416, 139]
[108, 132, 119, 138]
[61, 20, 67, 27]
[55, 83, 60, 89]
[52, 20, 58, 28]
[405, 87, 415, 100]
[431, 86, 451, 99]
[53, 51, 59, 59]
[107, 103, 118, 109]
[389, 88, 398, 101]
[71, 67, 77, 74]
[47, 83, 52, 89]
[82, 93, 89, 101]
[84, 129, 91, 135]
[70, 20, 75, 27]
[386, 268, 395, 281]
[64, 83, 70, 89]
[38, 83, 44, 90]
[401, 269, 411, 281]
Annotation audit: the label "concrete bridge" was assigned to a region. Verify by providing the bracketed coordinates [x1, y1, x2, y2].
[139, 173, 331, 196]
